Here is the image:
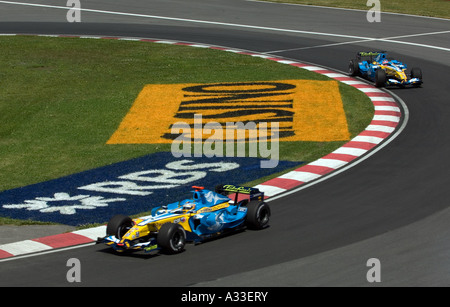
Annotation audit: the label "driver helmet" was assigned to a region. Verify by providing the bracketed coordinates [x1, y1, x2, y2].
[182, 201, 195, 210]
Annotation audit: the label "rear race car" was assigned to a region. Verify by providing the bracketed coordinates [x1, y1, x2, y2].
[348, 51, 422, 88]
[97, 184, 270, 254]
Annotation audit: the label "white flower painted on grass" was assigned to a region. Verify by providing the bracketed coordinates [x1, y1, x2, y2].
[3, 192, 126, 215]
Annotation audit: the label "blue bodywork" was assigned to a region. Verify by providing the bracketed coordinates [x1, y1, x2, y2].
[350, 51, 422, 87]
[151, 188, 250, 241]
[99, 185, 267, 252]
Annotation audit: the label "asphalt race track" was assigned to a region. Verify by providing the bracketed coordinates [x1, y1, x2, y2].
[0, 0, 449, 287]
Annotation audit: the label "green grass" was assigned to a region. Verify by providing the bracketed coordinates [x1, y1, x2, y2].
[0, 36, 373, 225]
[0, 216, 56, 226]
[259, 0, 449, 19]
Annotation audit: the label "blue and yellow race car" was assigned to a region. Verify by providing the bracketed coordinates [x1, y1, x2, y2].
[348, 51, 422, 87]
[97, 184, 270, 254]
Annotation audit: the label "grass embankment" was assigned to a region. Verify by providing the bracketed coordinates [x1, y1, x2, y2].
[0, 36, 373, 225]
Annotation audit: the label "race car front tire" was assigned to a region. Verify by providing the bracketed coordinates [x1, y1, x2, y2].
[411, 67, 422, 79]
[106, 214, 134, 239]
[348, 59, 359, 76]
[246, 201, 271, 230]
[157, 223, 186, 254]
[375, 69, 387, 87]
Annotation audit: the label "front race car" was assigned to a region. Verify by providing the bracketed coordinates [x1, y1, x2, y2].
[97, 185, 270, 255]
[348, 51, 423, 88]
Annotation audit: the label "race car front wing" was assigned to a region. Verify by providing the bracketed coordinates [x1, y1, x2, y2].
[97, 235, 160, 253]
[387, 77, 422, 86]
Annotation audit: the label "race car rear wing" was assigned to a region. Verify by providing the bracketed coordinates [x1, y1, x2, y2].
[356, 51, 387, 62]
[215, 184, 265, 202]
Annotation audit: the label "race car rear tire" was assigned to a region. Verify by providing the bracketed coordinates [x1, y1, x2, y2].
[157, 223, 186, 254]
[348, 59, 359, 76]
[375, 69, 387, 87]
[246, 201, 271, 230]
[106, 214, 134, 239]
